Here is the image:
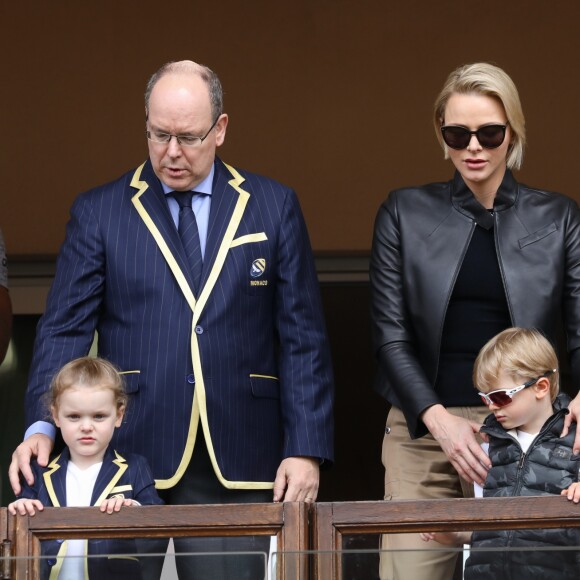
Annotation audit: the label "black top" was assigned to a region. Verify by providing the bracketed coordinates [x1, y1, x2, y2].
[435, 219, 511, 406]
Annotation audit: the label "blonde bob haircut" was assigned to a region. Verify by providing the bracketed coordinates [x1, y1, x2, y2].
[473, 328, 559, 402]
[433, 63, 526, 171]
[49, 356, 128, 412]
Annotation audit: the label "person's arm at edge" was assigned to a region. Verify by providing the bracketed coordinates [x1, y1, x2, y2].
[559, 198, 580, 453]
[0, 286, 12, 364]
[9, 192, 105, 494]
[271, 188, 334, 502]
[130, 454, 164, 506]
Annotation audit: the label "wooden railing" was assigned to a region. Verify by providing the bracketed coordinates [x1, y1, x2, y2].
[1, 496, 579, 579]
[1, 502, 308, 579]
[1, 507, 9, 580]
[312, 496, 580, 580]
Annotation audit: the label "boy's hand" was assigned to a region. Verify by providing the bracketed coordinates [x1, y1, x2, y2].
[99, 497, 137, 514]
[561, 482, 580, 504]
[8, 498, 44, 516]
[420, 530, 471, 546]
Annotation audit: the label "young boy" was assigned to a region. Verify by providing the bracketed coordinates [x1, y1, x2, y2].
[421, 327, 580, 579]
[9, 357, 163, 579]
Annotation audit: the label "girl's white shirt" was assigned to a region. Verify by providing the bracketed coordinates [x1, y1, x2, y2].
[58, 461, 102, 580]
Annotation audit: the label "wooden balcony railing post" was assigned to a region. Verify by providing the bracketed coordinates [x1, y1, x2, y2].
[1, 507, 13, 579]
[278, 501, 309, 579]
[310, 502, 339, 580]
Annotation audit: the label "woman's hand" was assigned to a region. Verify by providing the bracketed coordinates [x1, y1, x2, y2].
[421, 404, 491, 485]
[561, 392, 580, 454]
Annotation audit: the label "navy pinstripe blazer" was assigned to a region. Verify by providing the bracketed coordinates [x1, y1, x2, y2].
[19, 445, 162, 579]
[26, 158, 334, 489]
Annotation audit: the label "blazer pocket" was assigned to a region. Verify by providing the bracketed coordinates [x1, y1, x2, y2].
[119, 370, 140, 394]
[230, 236, 272, 296]
[231, 232, 268, 248]
[110, 484, 133, 495]
[518, 222, 558, 249]
[250, 374, 280, 399]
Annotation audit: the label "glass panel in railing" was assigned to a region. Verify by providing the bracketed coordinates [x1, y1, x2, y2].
[4, 535, 273, 580]
[2, 545, 271, 580]
[150, 536, 273, 580]
[277, 536, 580, 580]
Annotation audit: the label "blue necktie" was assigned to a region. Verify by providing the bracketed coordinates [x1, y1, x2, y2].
[170, 191, 203, 293]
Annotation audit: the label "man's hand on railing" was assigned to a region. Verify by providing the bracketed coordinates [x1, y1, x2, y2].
[272, 456, 319, 503]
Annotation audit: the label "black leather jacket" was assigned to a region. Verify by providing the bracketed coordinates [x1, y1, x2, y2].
[370, 170, 580, 438]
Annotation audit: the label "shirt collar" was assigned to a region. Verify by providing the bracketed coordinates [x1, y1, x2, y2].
[451, 169, 518, 230]
[161, 163, 215, 197]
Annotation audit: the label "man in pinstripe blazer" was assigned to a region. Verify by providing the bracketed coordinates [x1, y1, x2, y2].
[10, 60, 334, 578]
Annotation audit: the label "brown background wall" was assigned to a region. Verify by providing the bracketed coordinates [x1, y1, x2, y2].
[2, 0, 579, 255]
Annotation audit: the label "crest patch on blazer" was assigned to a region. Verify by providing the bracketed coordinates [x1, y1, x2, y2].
[250, 258, 268, 286]
[250, 258, 266, 278]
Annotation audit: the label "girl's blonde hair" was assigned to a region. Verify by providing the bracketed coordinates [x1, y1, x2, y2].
[49, 356, 128, 411]
[473, 328, 559, 402]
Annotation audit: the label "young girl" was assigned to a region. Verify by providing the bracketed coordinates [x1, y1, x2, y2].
[9, 356, 162, 580]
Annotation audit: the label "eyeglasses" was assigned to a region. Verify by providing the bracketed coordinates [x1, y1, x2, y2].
[146, 115, 220, 148]
[478, 369, 556, 408]
[440, 123, 509, 150]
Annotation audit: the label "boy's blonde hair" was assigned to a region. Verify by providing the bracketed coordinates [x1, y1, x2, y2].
[473, 328, 559, 401]
[49, 356, 128, 412]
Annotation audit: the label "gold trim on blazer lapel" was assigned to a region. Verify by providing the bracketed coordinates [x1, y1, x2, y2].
[48, 540, 74, 580]
[48, 541, 89, 580]
[93, 451, 129, 506]
[130, 163, 197, 312]
[130, 163, 201, 489]
[44, 453, 77, 580]
[43, 453, 63, 507]
[130, 162, 273, 490]
[190, 162, 274, 490]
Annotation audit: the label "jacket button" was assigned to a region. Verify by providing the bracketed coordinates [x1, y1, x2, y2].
[195, 325, 204, 334]
[48, 559, 57, 566]
[385, 427, 391, 435]
[186, 374, 195, 384]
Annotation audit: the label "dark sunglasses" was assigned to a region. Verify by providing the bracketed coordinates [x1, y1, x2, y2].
[478, 369, 556, 408]
[440, 123, 509, 150]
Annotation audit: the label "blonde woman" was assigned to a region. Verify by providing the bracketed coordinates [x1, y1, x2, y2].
[370, 62, 580, 580]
